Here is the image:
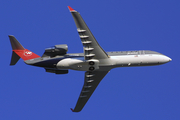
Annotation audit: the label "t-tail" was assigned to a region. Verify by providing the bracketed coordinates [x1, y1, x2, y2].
[9, 35, 40, 65]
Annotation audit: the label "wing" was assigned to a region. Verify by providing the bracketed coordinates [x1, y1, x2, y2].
[71, 70, 109, 112]
[68, 6, 109, 60]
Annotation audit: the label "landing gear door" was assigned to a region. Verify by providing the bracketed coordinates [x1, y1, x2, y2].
[87, 59, 99, 71]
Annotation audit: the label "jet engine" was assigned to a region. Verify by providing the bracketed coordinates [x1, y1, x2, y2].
[42, 44, 68, 57]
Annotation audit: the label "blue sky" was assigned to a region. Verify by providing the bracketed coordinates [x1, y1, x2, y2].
[1, 0, 180, 119]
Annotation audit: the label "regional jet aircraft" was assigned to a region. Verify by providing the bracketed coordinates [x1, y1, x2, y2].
[9, 6, 172, 112]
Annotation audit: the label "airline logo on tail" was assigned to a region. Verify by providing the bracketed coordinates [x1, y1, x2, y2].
[24, 51, 32, 56]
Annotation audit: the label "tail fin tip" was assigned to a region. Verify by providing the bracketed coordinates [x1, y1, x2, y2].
[9, 35, 25, 50]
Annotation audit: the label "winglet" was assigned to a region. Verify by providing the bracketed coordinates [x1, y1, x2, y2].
[68, 6, 76, 12]
[70, 108, 74, 112]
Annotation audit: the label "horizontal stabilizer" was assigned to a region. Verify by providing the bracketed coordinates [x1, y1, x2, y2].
[10, 51, 20, 65]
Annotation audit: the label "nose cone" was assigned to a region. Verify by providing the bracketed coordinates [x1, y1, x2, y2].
[163, 55, 172, 63]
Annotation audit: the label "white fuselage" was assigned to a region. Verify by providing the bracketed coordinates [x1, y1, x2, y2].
[110, 54, 171, 67]
[56, 52, 171, 71]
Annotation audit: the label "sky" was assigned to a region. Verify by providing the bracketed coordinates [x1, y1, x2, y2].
[1, 0, 180, 119]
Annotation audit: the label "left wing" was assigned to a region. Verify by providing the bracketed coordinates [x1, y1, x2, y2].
[71, 70, 109, 112]
[68, 6, 109, 60]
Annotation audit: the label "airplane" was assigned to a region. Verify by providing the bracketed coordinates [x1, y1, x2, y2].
[9, 6, 172, 112]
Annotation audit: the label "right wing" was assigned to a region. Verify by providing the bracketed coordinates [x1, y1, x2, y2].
[68, 6, 109, 60]
[71, 70, 109, 112]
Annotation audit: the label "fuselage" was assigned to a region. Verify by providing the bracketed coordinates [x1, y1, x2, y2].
[25, 50, 171, 72]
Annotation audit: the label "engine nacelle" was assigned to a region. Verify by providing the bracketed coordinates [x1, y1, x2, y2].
[42, 44, 68, 57]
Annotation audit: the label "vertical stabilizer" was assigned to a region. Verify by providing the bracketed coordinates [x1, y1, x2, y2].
[9, 35, 40, 65]
[9, 35, 25, 50]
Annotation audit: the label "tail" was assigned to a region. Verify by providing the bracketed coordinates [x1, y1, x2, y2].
[9, 35, 40, 65]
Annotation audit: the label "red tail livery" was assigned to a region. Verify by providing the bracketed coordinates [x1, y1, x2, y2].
[9, 35, 40, 65]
